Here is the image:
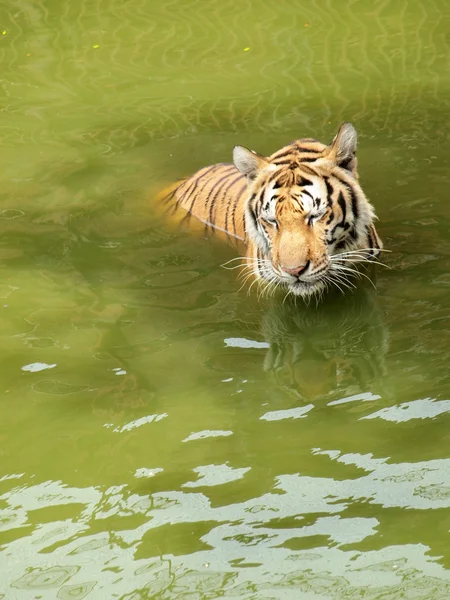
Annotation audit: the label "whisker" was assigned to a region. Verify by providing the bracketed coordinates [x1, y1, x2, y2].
[237, 266, 258, 292]
[268, 278, 281, 299]
[237, 273, 255, 287]
[221, 257, 272, 270]
[331, 255, 391, 270]
[331, 264, 376, 289]
[238, 272, 256, 291]
[247, 275, 261, 297]
[325, 272, 356, 294]
[223, 264, 252, 271]
[332, 271, 357, 288]
[336, 247, 391, 255]
[223, 262, 269, 271]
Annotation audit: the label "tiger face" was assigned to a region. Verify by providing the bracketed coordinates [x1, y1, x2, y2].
[233, 123, 382, 297]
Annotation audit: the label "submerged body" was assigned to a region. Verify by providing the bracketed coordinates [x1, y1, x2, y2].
[166, 123, 383, 298]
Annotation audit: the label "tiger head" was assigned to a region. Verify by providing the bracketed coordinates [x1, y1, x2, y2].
[233, 123, 382, 297]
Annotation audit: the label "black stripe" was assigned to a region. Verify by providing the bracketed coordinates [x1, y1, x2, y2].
[337, 191, 346, 223]
[265, 193, 278, 209]
[300, 165, 320, 177]
[272, 147, 320, 160]
[207, 165, 237, 199]
[329, 222, 344, 243]
[325, 178, 334, 208]
[161, 186, 179, 206]
[231, 184, 247, 236]
[299, 157, 318, 163]
[332, 174, 359, 221]
[207, 169, 240, 225]
[296, 176, 313, 187]
[166, 199, 182, 217]
[272, 157, 316, 166]
[295, 147, 322, 154]
[224, 174, 246, 233]
[257, 189, 266, 208]
[367, 225, 378, 256]
[271, 159, 294, 165]
[271, 148, 295, 160]
[246, 205, 258, 237]
[180, 164, 219, 204]
[180, 164, 224, 215]
[177, 178, 199, 207]
[371, 226, 380, 248]
[261, 221, 270, 238]
[326, 210, 334, 225]
[348, 187, 359, 221]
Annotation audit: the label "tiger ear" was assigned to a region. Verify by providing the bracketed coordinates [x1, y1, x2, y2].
[328, 122, 358, 174]
[233, 146, 269, 181]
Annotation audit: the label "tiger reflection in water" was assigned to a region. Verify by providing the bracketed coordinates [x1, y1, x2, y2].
[260, 285, 388, 401]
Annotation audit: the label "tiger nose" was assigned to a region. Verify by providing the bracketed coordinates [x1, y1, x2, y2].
[281, 260, 310, 278]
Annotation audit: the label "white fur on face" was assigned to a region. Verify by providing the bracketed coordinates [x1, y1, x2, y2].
[297, 180, 327, 216]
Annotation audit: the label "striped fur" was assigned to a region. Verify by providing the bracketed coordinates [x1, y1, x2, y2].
[165, 123, 383, 298]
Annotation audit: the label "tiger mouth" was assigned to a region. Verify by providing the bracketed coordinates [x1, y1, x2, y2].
[287, 279, 327, 297]
[256, 264, 328, 297]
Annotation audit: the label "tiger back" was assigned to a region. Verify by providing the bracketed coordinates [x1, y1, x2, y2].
[163, 163, 248, 242]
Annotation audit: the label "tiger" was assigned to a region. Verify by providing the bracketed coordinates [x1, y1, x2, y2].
[163, 123, 383, 298]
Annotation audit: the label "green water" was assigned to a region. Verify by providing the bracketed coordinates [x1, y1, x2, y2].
[1, 0, 450, 598]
